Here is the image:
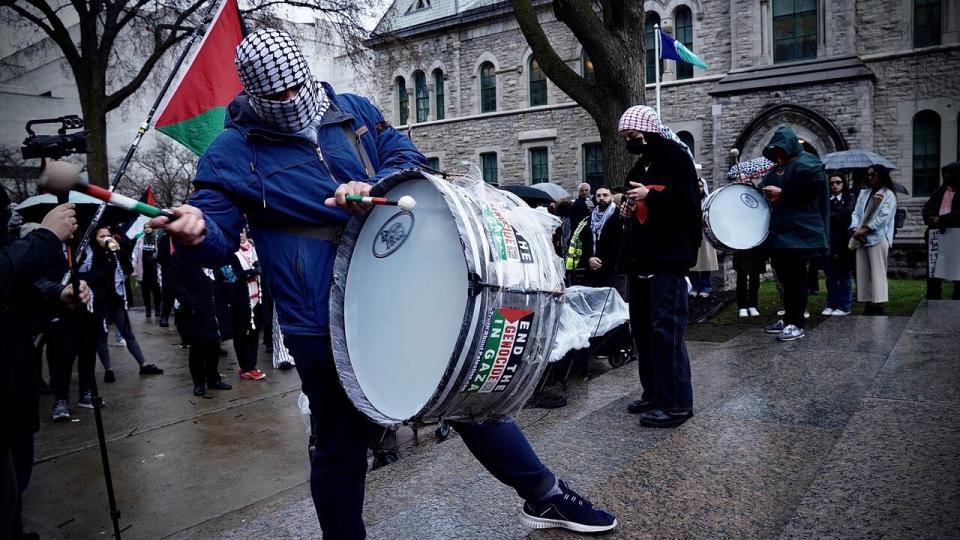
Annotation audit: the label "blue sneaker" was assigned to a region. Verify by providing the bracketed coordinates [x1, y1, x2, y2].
[520, 480, 617, 533]
[776, 324, 805, 342]
[764, 320, 786, 334]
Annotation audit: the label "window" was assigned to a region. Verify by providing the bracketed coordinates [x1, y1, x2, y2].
[583, 143, 604, 190]
[480, 152, 498, 185]
[396, 77, 409, 125]
[406, 0, 431, 13]
[426, 157, 440, 170]
[773, 0, 818, 63]
[677, 131, 695, 158]
[433, 69, 445, 120]
[914, 0, 942, 48]
[480, 62, 496, 113]
[414, 71, 428, 123]
[530, 147, 549, 184]
[675, 7, 694, 80]
[581, 50, 595, 84]
[529, 57, 547, 107]
[644, 13, 664, 84]
[913, 110, 941, 197]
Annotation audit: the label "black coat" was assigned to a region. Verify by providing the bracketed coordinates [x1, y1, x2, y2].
[922, 184, 960, 230]
[171, 253, 232, 346]
[826, 192, 856, 270]
[577, 207, 623, 282]
[0, 229, 67, 440]
[620, 137, 701, 275]
[569, 196, 593, 233]
[82, 247, 131, 314]
[222, 253, 263, 337]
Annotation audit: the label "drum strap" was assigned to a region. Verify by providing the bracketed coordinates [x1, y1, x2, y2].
[342, 124, 376, 179]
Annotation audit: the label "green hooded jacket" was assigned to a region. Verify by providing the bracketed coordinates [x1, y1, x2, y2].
[759, 126, 829, 252]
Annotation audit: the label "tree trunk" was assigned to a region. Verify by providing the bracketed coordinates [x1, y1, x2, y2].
[77, 70, 110, 187]
[596, 111, 634, 188]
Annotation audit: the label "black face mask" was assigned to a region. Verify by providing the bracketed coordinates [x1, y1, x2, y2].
[625, 139, 647, 155]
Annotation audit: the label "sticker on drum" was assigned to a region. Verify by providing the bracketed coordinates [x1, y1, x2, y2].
[466, 308, 535, 393]
[739, 192, 760, 209]
[372, 212, 414, 258]
[481, 206, 534, 264]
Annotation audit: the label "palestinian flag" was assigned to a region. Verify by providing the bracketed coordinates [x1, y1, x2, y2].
[153, 0, 245, 156]
[124, 185, 157, 239]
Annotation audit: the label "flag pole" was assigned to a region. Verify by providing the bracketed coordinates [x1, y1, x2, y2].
[654, 24, 662, 118]
[68, 0, 224, 276]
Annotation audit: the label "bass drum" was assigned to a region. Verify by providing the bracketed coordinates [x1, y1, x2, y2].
[702, 183, 771, 251]
[330, 169, 564, 427]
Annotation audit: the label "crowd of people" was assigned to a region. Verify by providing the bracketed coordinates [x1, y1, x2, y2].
[3, 26, 959, 540]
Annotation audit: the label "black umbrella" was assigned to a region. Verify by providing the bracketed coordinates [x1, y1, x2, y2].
[15, 191, 137, 227]
[499, 185, 556, 207]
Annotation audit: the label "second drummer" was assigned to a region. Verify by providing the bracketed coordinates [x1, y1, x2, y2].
[151, 29, 616, 538]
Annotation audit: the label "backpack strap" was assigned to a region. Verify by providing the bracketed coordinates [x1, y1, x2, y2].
[342, 124, 376, 179]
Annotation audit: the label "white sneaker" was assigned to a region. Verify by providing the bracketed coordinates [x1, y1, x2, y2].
[748, 307, 760, 317]
[698, 291, 710, 298]
[804, 312, 810, 319]
[776, 324, 805, 342]
[689, 291, 698, 298]
[777, 309, 786, 316]
[738, 308, 749, 318]
[821, 307, 835, 316]
[832, 309, 850, 316]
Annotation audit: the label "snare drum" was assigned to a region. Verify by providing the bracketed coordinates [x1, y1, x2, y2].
[702, 183, 771, 251]
[330, 170, 564, 426]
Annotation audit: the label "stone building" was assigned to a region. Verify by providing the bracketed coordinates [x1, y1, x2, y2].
[367, 0, 960, 272]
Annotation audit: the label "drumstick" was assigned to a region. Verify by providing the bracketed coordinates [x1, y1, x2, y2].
[41, 161, 176, 220]
[729, 148, 743, 180]
[344, 194, 417, 211]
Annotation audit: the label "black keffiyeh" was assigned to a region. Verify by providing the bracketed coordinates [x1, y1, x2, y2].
[235, 29, 329, 133]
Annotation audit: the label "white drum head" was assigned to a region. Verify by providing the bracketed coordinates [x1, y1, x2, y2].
[706, 184, 770, 250]
[343, 178, 469, 420]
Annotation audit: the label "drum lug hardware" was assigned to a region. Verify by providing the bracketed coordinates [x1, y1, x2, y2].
[468, 272, 484, 297]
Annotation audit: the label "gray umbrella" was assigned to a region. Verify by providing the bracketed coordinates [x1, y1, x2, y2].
[529, 182, 571, 202]
[822, 149, 897, 171]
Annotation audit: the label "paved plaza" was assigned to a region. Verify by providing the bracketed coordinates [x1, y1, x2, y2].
[23, 300, 960, 539]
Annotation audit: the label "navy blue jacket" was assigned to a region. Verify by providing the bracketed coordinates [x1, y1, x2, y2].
[182, 83, 425, 335]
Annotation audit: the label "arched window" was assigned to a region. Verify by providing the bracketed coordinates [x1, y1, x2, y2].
[912, 110, 941, 197]
[414, 71, 428, 123]
[529, 57, 547, 107]
[581, 50, 595, 84]
[480, 62, 496, 113]
[677, 131, 695, 158]
[644, 12, 663, 85]
[396, 77, 408, 125]
[675, 6, 694, 80]
[773, 0, 818, 63]
[433, 69, 445, 121]
[914, 0, 942, 48]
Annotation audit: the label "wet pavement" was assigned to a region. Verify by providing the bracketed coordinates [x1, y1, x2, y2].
[22, 301, 960, 539]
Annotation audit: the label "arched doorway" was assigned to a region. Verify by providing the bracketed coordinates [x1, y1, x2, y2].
[735, 104, 847, 160]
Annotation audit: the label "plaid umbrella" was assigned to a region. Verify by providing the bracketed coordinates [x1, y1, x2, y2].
[822, 149, 896, 171]
[726, 156, 775, 181]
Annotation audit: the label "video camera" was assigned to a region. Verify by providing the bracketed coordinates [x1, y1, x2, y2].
[21, 115, 89, 160]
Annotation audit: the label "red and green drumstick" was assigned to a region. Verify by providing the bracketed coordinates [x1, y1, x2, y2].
[41, 161, 176, 220]
[344, 194, 417, 212]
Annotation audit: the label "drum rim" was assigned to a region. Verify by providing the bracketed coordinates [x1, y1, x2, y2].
[703, 183, 770, 252]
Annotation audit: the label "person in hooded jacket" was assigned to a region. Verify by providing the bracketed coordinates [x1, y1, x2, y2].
[149, 29, 616, 538]
[759, 127, 829, 341]
[617, 105, 700, 428]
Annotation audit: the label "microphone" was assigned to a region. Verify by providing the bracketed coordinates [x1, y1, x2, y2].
[104, 238, 120, 252]
[729, 148, 743, 181]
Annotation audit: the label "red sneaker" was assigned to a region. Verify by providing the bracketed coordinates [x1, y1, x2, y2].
[239, 369, 266, 380]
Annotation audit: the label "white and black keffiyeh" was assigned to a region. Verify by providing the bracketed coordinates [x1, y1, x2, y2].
[235, 29, 327, 132]
[617, 105, 693, 160]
